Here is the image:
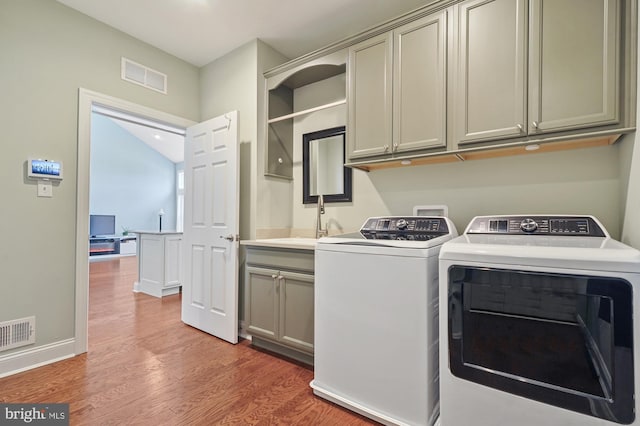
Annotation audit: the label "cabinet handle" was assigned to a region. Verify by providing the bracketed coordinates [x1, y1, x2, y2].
[532, 121, 539, 130]
[271, 274, 278, 279]
[517, 124, 524, 132]
[383, 144, 389, 152]
[393, 143, 398, 151]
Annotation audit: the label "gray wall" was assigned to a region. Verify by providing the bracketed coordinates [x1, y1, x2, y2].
[0, 0, 199, 355]
[90, 114, 178, 234]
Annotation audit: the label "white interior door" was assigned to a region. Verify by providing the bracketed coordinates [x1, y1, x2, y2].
[181, 111, 239, 344]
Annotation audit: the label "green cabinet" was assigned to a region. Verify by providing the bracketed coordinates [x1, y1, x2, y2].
[347, 32, 393, 159]
[528, 0, 619, 133]
[453, 0, 620, 148]
[245, 247, 314, 364]
[348, 10, 448, 160]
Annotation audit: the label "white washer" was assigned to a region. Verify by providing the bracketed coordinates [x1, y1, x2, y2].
[311, 216, 458, 426]
[438, 215, 640, 426]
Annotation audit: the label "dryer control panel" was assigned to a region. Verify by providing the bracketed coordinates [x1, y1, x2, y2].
[360, 216, 450, 240]
[465, 215, 606, 237]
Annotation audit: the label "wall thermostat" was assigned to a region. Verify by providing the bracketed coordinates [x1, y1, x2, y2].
[28, 159, 63, 180]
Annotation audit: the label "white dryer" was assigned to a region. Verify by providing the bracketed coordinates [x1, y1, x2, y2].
[438, 215, 640, 426]
[312, 216, 458, 426]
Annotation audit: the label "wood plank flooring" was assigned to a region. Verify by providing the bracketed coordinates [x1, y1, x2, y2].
[0, 257, 377, 425]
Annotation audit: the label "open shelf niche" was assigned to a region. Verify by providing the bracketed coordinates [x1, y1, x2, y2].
[265, 50, 347, 179]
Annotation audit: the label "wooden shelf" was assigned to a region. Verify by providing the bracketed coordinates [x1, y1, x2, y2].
[348, 133, 622, 172]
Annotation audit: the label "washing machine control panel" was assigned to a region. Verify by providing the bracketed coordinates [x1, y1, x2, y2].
[465, 215, 606, 237]
[360, 216, 450, 240]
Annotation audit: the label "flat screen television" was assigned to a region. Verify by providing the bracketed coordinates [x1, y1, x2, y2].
[90, 214, 116, 237]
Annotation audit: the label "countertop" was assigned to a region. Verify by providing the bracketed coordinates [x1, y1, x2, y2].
[131, 230, 183, 235]
[240, 237, 317, 251]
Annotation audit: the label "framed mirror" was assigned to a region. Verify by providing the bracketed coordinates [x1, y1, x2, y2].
[302, 126, 352, 204]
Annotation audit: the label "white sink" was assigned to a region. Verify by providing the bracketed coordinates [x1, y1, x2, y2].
[241, 237, 318, 250]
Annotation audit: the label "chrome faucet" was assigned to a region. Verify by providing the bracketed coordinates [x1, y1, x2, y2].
[316, 194, 328, 239]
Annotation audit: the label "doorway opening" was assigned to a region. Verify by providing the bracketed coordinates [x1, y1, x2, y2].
[75, 88, 195, 355]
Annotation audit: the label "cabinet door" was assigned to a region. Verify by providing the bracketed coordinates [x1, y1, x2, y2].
[279, 271, 314, 354]
[347, 32, 393, 159]
[393, 10, 447, 153]
[139, 234, 164, 287]
[164, 235, 182, 288]
[453, 0, 527, 146]
[529, 0, 619, 133]
[246, 266, 279, 340]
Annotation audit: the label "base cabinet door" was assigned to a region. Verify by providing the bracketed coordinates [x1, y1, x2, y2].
[164, 235, 182, 288]
[279, 271, 314, 354]
[246, 266, 279, 340]
[246, 266, 315, 355]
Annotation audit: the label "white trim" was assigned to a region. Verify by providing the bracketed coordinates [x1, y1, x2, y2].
[75, 88, 196, 356]
[310, 380, 411, 426]
[0, 339, 75, 378]
[92, 105, 186, 136]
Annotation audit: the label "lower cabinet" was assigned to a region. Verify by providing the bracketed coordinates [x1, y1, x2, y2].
[133, 232, 183, 298]
[245, 247, 314, 364]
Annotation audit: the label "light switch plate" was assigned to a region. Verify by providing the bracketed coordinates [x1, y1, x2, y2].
[37, 181, 53, 197]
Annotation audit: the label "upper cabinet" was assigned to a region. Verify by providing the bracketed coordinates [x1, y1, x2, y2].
[348, 10, 448, 160]
[347, 32, 393, 159]
[452, 0, 527, 145]
[266, 0, 635, 171]
[394, 11, 448, 154]
[528, 0, 619, 133]
[453, 0, 621, 148]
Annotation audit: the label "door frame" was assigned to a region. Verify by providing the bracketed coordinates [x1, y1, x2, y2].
[75, 88, 195, 354]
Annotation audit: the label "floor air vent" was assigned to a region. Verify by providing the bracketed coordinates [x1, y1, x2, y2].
[121, 57, 167, 94]
[0, 316, 35, 352]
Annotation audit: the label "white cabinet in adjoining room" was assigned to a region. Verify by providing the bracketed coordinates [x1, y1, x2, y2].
[133, 231, 182, 298]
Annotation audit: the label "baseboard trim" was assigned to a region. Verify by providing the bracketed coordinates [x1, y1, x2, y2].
[0, 339, 76, 378]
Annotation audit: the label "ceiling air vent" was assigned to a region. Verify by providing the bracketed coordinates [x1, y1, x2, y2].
[121, 57, 167, 94]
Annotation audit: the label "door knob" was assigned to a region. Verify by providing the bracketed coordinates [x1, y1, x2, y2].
[220, 234, 234, 241]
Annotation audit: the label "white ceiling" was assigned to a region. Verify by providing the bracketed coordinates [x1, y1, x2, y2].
[56, 0, 431, 67]
[108, 117, 185, 163]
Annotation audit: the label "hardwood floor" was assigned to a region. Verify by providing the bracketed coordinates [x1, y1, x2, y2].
[0, 257, 377, 425]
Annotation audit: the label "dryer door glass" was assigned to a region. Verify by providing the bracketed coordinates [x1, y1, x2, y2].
[447, 266, 634, 424]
